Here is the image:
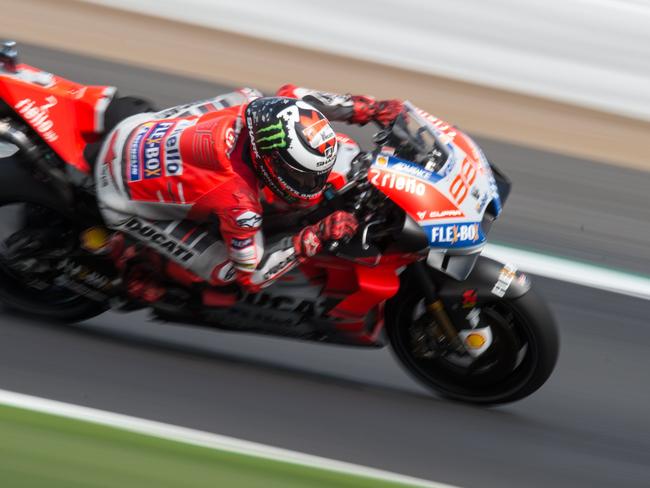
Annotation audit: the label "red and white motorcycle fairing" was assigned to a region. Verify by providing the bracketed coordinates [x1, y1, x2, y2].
[0, 62, 116, 174]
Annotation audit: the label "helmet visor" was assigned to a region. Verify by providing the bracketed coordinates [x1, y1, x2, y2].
[273, 154, 329, 199]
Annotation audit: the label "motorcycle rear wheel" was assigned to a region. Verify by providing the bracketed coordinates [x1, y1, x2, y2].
[0, 200, 107, 322]
[0, 151, 107, 322]
[387, 285, 559, 405]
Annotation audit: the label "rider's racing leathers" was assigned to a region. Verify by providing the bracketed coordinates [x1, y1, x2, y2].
[95, 85, 402, 294]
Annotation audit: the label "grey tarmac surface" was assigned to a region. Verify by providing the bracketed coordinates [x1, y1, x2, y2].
[1, 280, 650, 488]
[0, 44, 649, 487]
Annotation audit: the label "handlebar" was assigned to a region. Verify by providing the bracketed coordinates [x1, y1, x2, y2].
[321, 110, 432, 253]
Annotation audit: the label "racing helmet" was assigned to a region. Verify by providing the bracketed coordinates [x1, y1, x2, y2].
[246, 97, 338, 204]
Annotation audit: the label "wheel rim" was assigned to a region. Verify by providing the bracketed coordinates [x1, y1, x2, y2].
[393, 297, 541, 401]
[0, 201, 86, 308]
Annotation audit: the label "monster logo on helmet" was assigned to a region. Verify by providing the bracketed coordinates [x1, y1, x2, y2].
[246, 97, 338, 205]
[255, 121, 287, 151]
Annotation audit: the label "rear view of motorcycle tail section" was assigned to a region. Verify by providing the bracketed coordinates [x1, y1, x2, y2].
[0, 41, 117, 176]
[0, 42, 109, 321]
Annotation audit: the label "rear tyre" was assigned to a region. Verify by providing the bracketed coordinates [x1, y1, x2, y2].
[0, 275, 107, 323]
[0, 201, 107, 322]
[0, 153, 107, 322]
[387, 285, 559, 405]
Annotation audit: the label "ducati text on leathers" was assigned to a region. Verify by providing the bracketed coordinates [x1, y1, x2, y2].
[0, 42, 558, 404]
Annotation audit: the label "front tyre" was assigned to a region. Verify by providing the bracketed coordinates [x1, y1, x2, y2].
[387, 286, 559, 405]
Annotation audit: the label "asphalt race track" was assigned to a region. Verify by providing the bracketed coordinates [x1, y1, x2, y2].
[0, 44, 649, 487]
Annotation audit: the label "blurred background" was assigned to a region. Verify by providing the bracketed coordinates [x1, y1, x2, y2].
[1, 0, 650, 487]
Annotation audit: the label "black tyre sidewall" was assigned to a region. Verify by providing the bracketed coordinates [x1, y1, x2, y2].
[0, 154, 107, 322]
[387, 285, 559, 405]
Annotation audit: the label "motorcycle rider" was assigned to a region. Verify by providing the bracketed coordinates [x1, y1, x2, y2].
[95, 84, 403, 303]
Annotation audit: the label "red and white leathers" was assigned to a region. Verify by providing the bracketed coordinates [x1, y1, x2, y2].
[95, 86, 401, 294]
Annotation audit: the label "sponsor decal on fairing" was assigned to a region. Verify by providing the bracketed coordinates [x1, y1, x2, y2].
[447, 158, 478, 206]
[491, 263, 517, 297]
[14, 97, 59, 142]
[369, 168, 426, 196]
[368, 110, 504, 253]
[372, 154, 441, 182]
[415, 209, 465, 220]
[369, 155, 464, 226]
[427, 222, 485, 248]
[462, 289, 478, 309]
[389, 162, 437, 181]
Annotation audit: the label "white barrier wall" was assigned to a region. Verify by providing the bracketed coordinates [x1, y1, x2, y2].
[84, 0, 650, 120]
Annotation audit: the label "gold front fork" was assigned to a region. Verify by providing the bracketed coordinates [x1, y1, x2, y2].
[427, 299, 464, 351]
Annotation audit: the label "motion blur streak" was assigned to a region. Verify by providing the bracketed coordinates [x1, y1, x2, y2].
[1, 45, 649, 488]
[4, 1, 650, 169]
[82, 0, 650, 119]
[15, 43, 650, 275]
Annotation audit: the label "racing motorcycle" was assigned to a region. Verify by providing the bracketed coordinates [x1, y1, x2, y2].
[0, 41, 558, 404]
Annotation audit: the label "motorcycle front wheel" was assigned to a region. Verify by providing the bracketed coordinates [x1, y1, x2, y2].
[387, 284, 559, 405]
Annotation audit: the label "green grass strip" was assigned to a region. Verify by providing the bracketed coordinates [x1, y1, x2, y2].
[0, 404, 412, 488]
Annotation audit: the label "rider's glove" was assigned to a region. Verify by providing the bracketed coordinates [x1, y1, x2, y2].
[350, 95, 404, 127]
[294, 211, 359, 258]
[373, 99, 404, 127]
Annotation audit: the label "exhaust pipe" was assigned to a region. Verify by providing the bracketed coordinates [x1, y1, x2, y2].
[0, 118, 73, 203]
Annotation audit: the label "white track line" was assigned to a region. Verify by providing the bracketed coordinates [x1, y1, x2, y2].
[484, 243, 650, 301]
[0, 389, 459, 488]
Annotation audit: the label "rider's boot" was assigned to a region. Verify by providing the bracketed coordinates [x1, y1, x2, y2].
[108, 233, 167, 303]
